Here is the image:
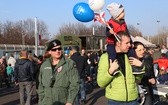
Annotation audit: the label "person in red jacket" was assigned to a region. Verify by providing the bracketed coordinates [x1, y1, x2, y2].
[153, 53, 168, 84]
[106, 2, 129, 45]
[106, 3, 143, 75]
[153, 53, 168, 74]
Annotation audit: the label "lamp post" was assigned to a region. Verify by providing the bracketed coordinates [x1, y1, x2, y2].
[22, 30, 25, 45]
[92, 27, 95, 50]
[21, 21, 25, 45]
[137, 23, 140, 27]
[157, 20, 160, 45]
[34, 17, 38, 56]
[137, 23, 141, 37]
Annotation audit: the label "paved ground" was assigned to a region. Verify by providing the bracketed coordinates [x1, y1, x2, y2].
[0, 84, 168, 105]
[0, 84, 107, 105]
[0, 86, 20, 105]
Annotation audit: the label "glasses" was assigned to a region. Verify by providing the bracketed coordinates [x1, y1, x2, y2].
[51, 47, 62, 51]
[137, 48, 146, 52]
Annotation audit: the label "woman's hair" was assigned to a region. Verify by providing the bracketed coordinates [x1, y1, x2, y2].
[133, 41, 145, 60]
[133, 41, 145, 50]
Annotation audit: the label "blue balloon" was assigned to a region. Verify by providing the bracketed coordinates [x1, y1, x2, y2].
[73, 2, 94, 22]
[64, 50, 70, 55]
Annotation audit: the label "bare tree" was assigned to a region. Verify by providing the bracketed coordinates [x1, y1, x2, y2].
[0, 19, 49, 45]
[19, 19, 49, 39]
[151, 26, 168, 45]
[57, 22, 106, 37]
[128, 25, 142, 37]
[58, 22, 90, 36]
[90, 24, 106, 36]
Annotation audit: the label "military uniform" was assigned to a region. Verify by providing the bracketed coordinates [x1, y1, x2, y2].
[38, 56, 80, 105]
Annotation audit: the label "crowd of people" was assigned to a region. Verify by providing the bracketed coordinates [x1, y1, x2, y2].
[0, 54, 16, 88]
[0, 37, 167, 105]
[0, 40, 101, 105]
[0, 2, 168, 105]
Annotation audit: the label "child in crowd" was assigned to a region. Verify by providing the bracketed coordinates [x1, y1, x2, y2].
[6, 63, 14, 83]
[153, 53, 168, 84]
[106, 2, 144, 75]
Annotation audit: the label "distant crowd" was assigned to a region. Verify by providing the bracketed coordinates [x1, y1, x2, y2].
[0, 42, 168, 105]
[1, 1, 168, 105]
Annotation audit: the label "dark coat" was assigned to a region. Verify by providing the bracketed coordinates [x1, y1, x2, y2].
[70, 52, 87, 79]
[14, 58, 35, 82]
[140, 52, 155, 103]
[141, 53, 155, 86]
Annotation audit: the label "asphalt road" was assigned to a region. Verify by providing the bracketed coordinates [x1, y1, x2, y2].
[0, 84, 168, 105]
[0, 86, 20, 105]
[0, 84, 107, 105]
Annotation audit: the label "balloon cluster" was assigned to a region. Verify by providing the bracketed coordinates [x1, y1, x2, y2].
[73, 0, 105, 22]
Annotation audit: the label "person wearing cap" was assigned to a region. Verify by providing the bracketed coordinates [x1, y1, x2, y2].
[38, 39, 80, 105]
[106, 2, 129, 61]
[106, 2, 143, 75]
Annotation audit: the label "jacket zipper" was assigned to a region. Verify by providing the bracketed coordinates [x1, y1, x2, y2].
[124, 77, 128, 102]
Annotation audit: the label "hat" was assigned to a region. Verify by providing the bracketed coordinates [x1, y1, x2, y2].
[107, 2, 124, 19]
[47, 39, 62, 51]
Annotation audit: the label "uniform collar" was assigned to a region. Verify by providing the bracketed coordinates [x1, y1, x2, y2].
[49, 55, 66, 69]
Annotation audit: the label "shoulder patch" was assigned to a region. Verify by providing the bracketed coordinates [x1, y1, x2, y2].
[44, 67, 52, 69]
[57, 66, 63, 72]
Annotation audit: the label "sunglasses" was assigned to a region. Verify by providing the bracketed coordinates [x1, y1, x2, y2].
[51, 47, 62, 51]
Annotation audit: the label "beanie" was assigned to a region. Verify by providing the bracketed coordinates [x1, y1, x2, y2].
[47, 39, 62, 51]
[107, 2, 124, 19]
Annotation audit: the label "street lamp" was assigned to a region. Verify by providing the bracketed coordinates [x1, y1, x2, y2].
[92, 27, 95, 50]
[34, 17, 38, 56]
[137, 23, 140, 31]
[137, 23, 140, 26]
[137, 23, 141, 36]
[21, 21, 26, 45]
[22, 30, 26, 45]
[157, 20, 160, 45]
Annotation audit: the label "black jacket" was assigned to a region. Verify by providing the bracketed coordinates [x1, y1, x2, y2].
[141, 52, 156, 102]
[141, 53, 155, 86]
[14, 58, 35, 82]
[70, 52, 87, 79]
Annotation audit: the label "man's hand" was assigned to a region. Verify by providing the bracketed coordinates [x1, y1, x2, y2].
[37, 60, 42, 64]
[108, 59, 119, 75]
[148, 78, 156, 85]
[65, 103, 72, 105]
[15, 82, 19, 87]
[87, 76, 92, 82]
[129, 57, 142, 67]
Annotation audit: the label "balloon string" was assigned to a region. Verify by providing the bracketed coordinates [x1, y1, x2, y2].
[94, 11, 121, 42]
[106, 23, 121, 42]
